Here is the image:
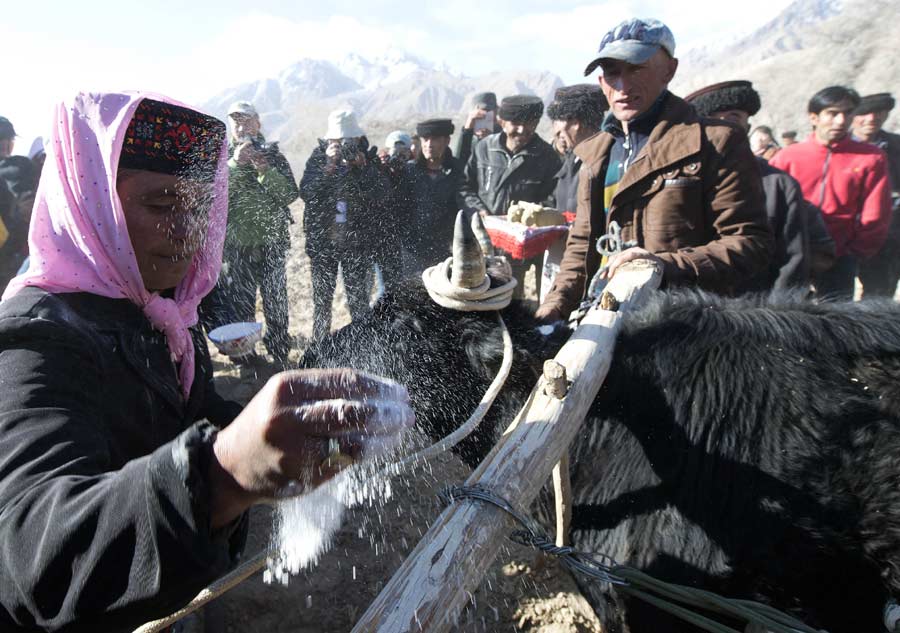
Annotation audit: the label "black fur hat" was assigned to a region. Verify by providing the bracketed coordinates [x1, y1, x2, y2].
[684, 80, 761, 117]
[855, 93, 895, 115]
[498, 95, 544, 122]
[547, 84, 608, 128]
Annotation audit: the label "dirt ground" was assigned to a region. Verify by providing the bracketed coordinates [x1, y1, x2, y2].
[196, 207, 602, 633]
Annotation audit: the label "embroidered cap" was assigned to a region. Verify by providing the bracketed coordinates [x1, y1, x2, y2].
[584, 18, 676, 76]
[120, 98, 225, 182]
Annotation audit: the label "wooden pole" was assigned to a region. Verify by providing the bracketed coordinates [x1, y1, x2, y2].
[351, 260, 662, 633]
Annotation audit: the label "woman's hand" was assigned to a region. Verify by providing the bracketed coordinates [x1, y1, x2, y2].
[208, 369, 414, 528]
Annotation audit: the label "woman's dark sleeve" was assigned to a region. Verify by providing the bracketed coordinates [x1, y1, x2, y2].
[0, 315, 243, 632]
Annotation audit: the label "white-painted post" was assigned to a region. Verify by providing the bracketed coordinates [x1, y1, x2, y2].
[351, 260, 663, 633]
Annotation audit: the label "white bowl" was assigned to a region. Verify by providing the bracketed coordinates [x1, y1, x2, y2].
[208, 322, 264, 358]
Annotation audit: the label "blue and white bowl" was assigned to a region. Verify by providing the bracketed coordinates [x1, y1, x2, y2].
[208, 322, 264, 358]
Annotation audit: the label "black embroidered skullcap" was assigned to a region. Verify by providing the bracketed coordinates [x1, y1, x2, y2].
[855, 93, 895, 115]
[120, 98, 225, 182]
[416, 119, 455, 137]
[684, 80, 761, 117]
[498, 95, 544, 122]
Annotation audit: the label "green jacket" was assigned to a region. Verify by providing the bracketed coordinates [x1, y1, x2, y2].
[226, 137, 299, 249]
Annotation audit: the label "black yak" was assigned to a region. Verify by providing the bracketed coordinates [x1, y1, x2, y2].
[302, 234, 900, 633]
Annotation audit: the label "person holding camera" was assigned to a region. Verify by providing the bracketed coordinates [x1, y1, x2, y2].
[300, 109, 390, 340]
[455, 92, 502, 167]
[210, 101, 299, 366]
[374, 130, 415, 288]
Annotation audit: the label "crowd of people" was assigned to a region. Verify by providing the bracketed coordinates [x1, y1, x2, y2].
[0, 14, 896, 633]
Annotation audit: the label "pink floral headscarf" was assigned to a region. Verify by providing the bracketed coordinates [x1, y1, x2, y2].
[2, 92, 228, 399]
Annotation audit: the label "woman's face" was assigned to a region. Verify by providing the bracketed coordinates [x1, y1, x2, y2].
[116, 169, 212, 292]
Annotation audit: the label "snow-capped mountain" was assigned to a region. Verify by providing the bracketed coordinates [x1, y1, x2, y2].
[672, 0, 898, 135]
[203, 52, 564, 151]
[336, 50, 438, 91]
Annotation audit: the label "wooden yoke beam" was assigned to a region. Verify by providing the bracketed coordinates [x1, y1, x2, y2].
[351, 260, 662, 633]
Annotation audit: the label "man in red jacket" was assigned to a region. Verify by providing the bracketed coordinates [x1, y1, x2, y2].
[771, 86, 891, 300]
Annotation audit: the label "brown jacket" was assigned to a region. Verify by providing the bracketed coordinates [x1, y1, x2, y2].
[542, 94, 773, 318]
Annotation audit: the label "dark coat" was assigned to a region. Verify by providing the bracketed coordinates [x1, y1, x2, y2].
[0, 288, 245, 632]
[554, 151, 581, 214]
[300, 144, 391, 262]
[758, 158, 810, 289]
[543, 93, 773, 318]
[404, 151, 464, 270]
[454, 122, 502, 168]
[874, 129, 900, 196]
[460, 132, 561, 216]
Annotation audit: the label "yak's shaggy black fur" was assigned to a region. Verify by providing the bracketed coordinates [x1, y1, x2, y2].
[303, 283, 900, 632]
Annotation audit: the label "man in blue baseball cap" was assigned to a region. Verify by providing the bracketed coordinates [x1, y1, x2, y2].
[538, 18, 773, 322]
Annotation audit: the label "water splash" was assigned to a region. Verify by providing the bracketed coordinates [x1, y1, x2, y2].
[264, 440, 400, 586]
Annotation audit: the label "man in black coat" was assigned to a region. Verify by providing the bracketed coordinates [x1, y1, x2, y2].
[686, 80, 815, 290]
[547, 84, 607, 215]
[460, 95, 561, 297]
[853, 93, 900, 298]
[403, 118, 464, 274]
[0, 116, 36, 287]
[300, 109, 391, 340]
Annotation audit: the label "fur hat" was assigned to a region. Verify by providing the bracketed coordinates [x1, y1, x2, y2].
[547, 84, 608, 127]
[416, 119, 455, 137]
[855, 93, 895, 115]
[684, 80, 761, 117]
[498, 95, 544, 122]
[472, 92, 498, 111]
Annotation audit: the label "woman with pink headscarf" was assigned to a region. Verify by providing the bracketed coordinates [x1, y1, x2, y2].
[0, 93, 413, 631]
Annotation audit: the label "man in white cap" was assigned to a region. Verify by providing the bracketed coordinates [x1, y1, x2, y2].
[537, 18, 773, 322]
[299, 109, 391, 339]
[207, 100, 299, 366]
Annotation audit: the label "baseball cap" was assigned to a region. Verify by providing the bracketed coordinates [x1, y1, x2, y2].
[584, 18, 676, 76]
[0, 117, 16, 140]
[385, 130, 412, 149]
[227, 101, 258, 118]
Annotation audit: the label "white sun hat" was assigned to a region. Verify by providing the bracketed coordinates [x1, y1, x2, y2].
[324, 109, 365, 139]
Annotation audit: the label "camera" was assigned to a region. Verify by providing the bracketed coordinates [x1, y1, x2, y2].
[338, 138, 360, 164]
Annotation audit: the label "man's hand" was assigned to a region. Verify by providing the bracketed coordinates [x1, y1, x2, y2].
[600, 247, 663, 280]
[233, 141, 264, 169]
[208, 369, 414, 528]
[464, 107, 487, 131]
[534, 304, 562, 323]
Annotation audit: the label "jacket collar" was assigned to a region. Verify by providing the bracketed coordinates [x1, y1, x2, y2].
[489, 132, 545, 157]
[50, 291, 190, 412]
[415, 148, 458, 175]
[575, 92, 703, 196]
[601, 90, 669, 138]
[804, 133, 857, 153]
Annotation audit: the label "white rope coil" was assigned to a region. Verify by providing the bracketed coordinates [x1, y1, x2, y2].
[421, 257, 517, 311]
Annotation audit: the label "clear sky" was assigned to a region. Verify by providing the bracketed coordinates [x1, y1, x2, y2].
[4, 0, 795, 152]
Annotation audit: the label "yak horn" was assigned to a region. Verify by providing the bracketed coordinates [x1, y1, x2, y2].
[451, 210, 486, 288]
[470, 211, 494, 256]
